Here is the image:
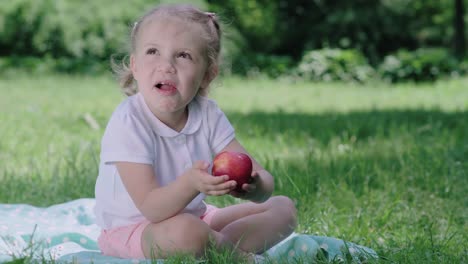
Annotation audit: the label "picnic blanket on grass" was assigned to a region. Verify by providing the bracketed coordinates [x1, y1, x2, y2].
[0, 199, 377, 263]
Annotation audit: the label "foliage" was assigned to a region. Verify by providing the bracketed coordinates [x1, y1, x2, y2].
[0, 0, 208, 73]
[295, 49, 375, 83]
[229, 52, 294, 78]
[208, 0, 463, 62]
[0, 0, 466, 81]
[378, 48, 464, 82]
[208, 0, 319, 58]
[1, 0, 138, 57]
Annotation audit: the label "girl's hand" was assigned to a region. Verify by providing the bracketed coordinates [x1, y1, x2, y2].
[185, 161, 237, 196]
[229, 170, 265, 201]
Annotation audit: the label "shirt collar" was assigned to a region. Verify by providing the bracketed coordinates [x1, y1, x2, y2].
[137, 93, 202, 138]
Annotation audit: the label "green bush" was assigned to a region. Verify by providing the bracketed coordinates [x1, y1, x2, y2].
[228, 52, 294, 78]
[295, 48, 375, 82]
[378, 48, 463, 82]
[0, 0, 208, 73]
[0, 0, 143, 57]
[459, 59, 468, 74]
[208, 0, 283, 54]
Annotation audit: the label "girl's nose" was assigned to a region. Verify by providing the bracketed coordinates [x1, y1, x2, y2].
[157, 58, 176, 74]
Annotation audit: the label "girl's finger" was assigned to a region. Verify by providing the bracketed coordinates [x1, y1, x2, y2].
[211, 174, 229, 184]
[209, 180, 236, 191]
[203, 178, 235, 193]
[193, 160, 209, 171]
[222, 180, 237, 190]
[202, 174, 228, 185]
[245, 184, 256, 192]
[208, 189, 231, 196]
[251, 171, 260, 177]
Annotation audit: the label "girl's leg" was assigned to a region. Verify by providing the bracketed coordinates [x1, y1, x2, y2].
[141, 213, 216, 258]
[140, 213, 255, 260]
[208, 195, 297, 254]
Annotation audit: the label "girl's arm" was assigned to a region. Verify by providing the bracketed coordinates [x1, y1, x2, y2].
[219, 138, 274, 203]
[116, 161, 235, 223]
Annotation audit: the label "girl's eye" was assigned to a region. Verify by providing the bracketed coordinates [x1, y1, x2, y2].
[178, 52, 192, 60]
[146, 48, 158, 55]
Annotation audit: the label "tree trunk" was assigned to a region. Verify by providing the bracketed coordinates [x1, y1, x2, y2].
[454, 0, 466, 58]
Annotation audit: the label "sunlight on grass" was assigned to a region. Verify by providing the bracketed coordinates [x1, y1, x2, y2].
[211, 76, 468, 113]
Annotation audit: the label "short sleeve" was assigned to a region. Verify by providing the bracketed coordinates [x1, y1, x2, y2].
[100, 110, 154, 165]
[204, 99, 235, 154]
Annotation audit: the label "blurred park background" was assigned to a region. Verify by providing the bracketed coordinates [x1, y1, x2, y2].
[0, 0, 467, 263]
[1, 0, 467, 81]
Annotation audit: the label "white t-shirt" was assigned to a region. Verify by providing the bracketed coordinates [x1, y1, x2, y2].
[94, 93, 235, 230]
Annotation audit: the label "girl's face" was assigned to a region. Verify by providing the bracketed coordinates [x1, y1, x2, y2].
[131, 17, 213, 121]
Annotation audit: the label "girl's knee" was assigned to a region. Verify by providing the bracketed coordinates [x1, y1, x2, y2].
[143, 213, 213, 258]
[269, 196, 296, 211]
[268, 196, 297, 227]
[172, 213, 213, 249]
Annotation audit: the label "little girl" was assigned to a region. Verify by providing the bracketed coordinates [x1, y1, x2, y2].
[94, 3, 297, 260]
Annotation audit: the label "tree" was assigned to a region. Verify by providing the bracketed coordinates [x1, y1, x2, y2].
[453, 0, 466, 58]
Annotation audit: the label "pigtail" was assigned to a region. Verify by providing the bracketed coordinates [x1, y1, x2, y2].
[205, 12, 221, 54]
[197, 11, 222, 96]
[110, 54, 138, 96]
[108, 19, 145, 97]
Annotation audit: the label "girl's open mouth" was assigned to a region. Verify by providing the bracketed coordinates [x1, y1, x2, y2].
[153, 81, 178, 95]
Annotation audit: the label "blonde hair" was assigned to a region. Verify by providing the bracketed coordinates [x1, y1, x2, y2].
[111, 4, 222, 96]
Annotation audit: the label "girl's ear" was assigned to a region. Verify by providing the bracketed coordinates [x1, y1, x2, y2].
[130, 54, 137, 74]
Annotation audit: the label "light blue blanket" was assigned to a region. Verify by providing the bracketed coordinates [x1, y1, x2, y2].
[0, 199, 377, 263]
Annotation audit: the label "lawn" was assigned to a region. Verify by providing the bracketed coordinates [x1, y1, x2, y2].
[0, 73, 467, 263]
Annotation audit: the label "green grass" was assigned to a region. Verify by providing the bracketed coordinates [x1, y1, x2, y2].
[0, 73, 467, 263]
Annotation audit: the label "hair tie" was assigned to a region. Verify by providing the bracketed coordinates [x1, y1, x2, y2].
[206, 12, 216, 19]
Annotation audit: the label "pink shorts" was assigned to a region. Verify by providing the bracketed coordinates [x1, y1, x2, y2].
[97, 205, 219, 259]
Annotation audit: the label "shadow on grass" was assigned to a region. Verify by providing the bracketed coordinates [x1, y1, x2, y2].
[226, 108, 468, 144]
[227, 108, 467, 202]
[1, 108, 466, 205]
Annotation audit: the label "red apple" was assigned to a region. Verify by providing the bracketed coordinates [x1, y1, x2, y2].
[212, 151, 253, 192]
